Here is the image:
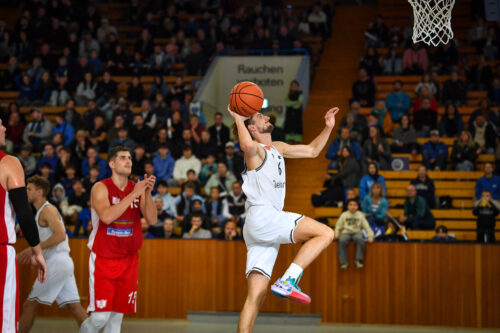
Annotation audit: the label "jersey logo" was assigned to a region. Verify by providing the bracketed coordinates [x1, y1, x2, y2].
[264, 146, 271, 150]
[96, 299, 107, 309]
[112, 197, 120, 205]
[107, 227, 133, 237]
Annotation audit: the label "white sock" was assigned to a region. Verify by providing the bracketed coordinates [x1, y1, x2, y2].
[281, 263, 303, 282]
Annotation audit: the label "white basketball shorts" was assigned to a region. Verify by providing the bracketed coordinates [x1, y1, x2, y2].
[243, 205, 304, 279]
[28, 253, 80, 307]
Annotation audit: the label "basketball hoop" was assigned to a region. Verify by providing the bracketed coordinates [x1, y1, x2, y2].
[408, 0, 455, 47]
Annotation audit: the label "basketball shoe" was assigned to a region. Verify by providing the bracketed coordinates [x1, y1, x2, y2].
[270, 277, 311, 304]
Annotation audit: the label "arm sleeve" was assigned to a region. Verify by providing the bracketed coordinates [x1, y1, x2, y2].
[9, 187, 40, 247]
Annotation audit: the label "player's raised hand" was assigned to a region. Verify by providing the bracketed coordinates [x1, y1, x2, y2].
[134, 177, 148, 196]
[145, 174, 156, 193]
[227, 105, 249, 121]
[324, 107, 340, 128]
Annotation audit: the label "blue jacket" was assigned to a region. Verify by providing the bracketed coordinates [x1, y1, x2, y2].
[359, 175, 387, 201]
[52, 121, 75, 146]
[326, 139, 362, 161]
[153, 153, 175, 181]
[81, 156, 108, 180]
[15, 75, 40, 101]
[385, 91, 410, 122]
[476, 175, 500, 200]
[362, 196, 389, 220]
[421, 141, 448, 160]
[37, 155, 59, 174]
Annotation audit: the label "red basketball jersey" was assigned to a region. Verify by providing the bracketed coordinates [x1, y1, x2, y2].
[0, 151, 16, 245]
[88, 178, 142, 259]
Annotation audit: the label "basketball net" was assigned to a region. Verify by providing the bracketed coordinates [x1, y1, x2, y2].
[408, 0, 455, 46]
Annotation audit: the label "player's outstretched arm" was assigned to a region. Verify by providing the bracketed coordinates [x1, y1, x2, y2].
[91, 179, 147, 224]
[274, 107, 340, 159]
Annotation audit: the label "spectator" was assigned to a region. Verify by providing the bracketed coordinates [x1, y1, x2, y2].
[468, 98, 499, 129]
[75, 72, 97, 107]
[339, 101, 367, 143]
[391, 114, 418, 154]
[362, 182, 389, 229]
[438, 104, 464, 138]
[450, 130, 479, 171]
[72, 130, 91, 163]
[383, 47, 403, 75]
[49, 74, 71, 106]
[359, 162, 387, 201]
[82, 165, 100, 194]
[284, 80, 304, 142]
[52, 112, 75, 147]
[488, 78, 500, 106]
[352, 68, 375, 107]
[324, 146, 361, 202]
[200, 154, 218, 185]
[308, 5, 328, 36]
[162, 218, 180, 239]
[431, 225, 457, 243]
[385, 80, 410, 122]
[196, 130, 218, 162]
[375, 220, 408, 242]
[62, 99, 82, 130]
[359, 47, 381, 76]
[410, 165, 436, 209]
[466, 55, 492, 91]
[78, 30, 100, 58]
[421, 130, 448, 171]
[205, 187, 227, 227]
[108, 127, 136, 152]
[414, 85, 438, 112]
[148, 75, 169, 101]
[185, 114, 205, 144]
[220, 141, 244, 180]
[370, 100, 393, 135]
[130, 113, 152, 148]
[185, 43, 207, 76]
[432, 41, 459, 74]
[36, 143, 58, 176]
[87, 50, 102, 75]
[139, 100, 157, 130]
[173, 146, 202, 186]
[415, 72, 438, 96]
[154, 197, 170, 222]
[95, 70, 117, 106]
[362, 125, 391, 172]
[222, 181, 246, 227]
[399, 184, 435, 230]
[473, 190, 499, 243]
[209, 112, 230, 155]
[23, 107, 53, 152]
[17, 144, 36, 176]
[88, 114, 108, 152]
[181, 169, 202, 195]
[470, 114, 496, 155]
[326, 127, 362, 170]
[204, 162, 237, 198]
[402, 42, 428, 74]
[61, 179, 89, 221]
[73, 199, 91, 238]
[183, 213, 212, 239]
[5, 110, 25, 151]
[413, 98, 437, 137]
[131, 144, 147, 177]
[216, 221, 242, 241]
[442, 71, 467, 106]
[174, 182, 205, 223]
[153, 143, 175, 183]
[335, 199, 374, 270]
[15, 73, 40, 106]
[97, 18, 118, 45]
[475, 163, 500, 207]
[153, 181, 177, 218]
[467, 17, 488, 48]
[149, 44, 167, 74]
[127, 75, 144, 107]
[81, 146, 107, 180]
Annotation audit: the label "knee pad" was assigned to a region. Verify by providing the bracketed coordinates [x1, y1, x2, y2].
[89, 311, 111, 328]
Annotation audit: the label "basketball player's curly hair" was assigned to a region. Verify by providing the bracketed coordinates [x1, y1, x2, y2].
[231, 117, 254, 141]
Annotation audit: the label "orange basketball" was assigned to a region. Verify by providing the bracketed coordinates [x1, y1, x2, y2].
[229, 81, 264, 117]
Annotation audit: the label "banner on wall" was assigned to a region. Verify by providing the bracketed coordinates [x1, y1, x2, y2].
[195, 55, 309, 127]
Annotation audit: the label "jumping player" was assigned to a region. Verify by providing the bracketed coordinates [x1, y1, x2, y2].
[0, 119, 46, 333]
[18, 175, 87, 333]
[79, 146, 156, 333]
[229, 106, 339, 333]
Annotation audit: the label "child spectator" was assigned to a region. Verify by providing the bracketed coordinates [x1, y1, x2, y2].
[153, 181, 177, 218]
[362, 182, 389, 231]
[375, 220, 408, 242]
[82, 165, 100, 194]
[335, 199, 374, 270]
[450, 130, 478, 171]
[473, 190, 499, 243]
[173, 182, 205, 224]
[431, 225, 457, 243]
[59, 164, 77, 197]
[199, 154, 218, 186]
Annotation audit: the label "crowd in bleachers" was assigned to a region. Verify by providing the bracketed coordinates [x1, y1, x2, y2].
[0, 0, 333, 240]
[320, 7, 500, 258]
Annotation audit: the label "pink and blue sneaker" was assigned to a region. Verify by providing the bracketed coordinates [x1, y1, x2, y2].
[270, 277, 311, 304]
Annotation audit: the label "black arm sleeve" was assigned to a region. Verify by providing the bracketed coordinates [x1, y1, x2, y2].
[9, 187, 40, 247]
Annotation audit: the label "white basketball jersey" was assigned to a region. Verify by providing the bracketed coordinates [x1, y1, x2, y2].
[36, 201, 70, 259]
[242, 144, 286, 211]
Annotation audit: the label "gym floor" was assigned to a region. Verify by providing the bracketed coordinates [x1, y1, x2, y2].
[32, 319, 500, 333]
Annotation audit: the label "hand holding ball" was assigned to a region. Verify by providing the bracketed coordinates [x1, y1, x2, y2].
[229, 81, 264, 117]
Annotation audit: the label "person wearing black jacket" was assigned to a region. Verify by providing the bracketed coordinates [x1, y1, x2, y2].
[410, 165, 436, 209]
[220, 142, 244, 181]
[473, 190, 499, 243]
[209, 112, 230, 155]
[450, 130, 478, 171]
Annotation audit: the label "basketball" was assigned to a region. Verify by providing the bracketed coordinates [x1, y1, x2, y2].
[229, 81, 264, 117]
